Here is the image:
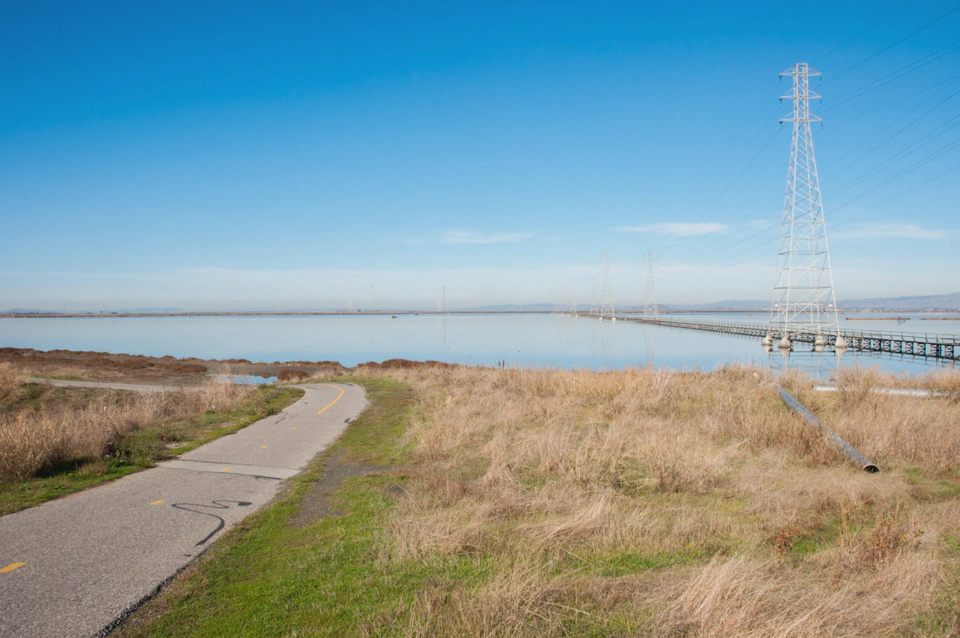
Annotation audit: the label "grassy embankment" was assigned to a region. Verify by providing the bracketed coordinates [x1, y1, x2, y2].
[120, 364, 960, 637]
[0, 364, 302, 514]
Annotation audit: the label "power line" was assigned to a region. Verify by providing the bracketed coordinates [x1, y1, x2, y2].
[824, 2, 960, 86]
[830, 72, 960, 122]
[827, 119, 960, 199]
[599, 253, 615, 321]
[693, 128, 786, 224]
[666, 122, 786, 258]
[679, 83, 783, 217]
[813, 0, 915, 64]
[822, 83, 960, 196]
[830, 160, 960, 230]
[822, 40, 960, 111]
[644, 250, 657, 318]
[684, 108, 781, 226]
[694, 129, 960, 270]
[669, 45, 954, 260]
[822, 75, 960, 171]
[831, 134, 960, 211]
[655, 6, 960, 274]
[695, 138, 960, 271]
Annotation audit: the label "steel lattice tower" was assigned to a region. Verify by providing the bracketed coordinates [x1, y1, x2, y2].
[599, 253, 615, 321]
[436, 286, 446, 313]
[644, 250, 658, 318]
[769, 63, 840, 347]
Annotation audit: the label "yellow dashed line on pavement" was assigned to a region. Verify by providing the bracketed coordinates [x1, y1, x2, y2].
[221, 467, 230, 472]
[317, 385, 345, 415]
[1, 562, 26, 573]
[151, 500, 165, 505]
[261, 445, 268, 449]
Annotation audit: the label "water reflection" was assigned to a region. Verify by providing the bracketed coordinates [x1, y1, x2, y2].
[599, 320, 614, 369]
[0, 313, 954, 378]
[436, 314, 447, 347]
[644, 324, 657, 367]
[765, 344, 843, 378]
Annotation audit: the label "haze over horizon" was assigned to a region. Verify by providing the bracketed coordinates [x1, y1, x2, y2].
[2, 1, 958, 311]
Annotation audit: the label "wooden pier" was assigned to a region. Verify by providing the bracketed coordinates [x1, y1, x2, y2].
[614, 316, 960, 362]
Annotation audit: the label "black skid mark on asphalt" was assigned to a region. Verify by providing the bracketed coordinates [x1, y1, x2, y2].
[171, 500, 252, 546]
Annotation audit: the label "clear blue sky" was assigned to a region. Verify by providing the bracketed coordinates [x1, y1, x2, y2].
[1, 0, 958, 310]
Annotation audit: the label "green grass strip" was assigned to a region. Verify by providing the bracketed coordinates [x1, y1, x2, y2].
[0, 386, 303, 515]
[121, 376, 490, 637]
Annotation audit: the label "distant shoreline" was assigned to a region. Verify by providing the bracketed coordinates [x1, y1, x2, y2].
[3, 309, 960, 319]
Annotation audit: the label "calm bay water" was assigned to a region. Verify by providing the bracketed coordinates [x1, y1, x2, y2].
[1, 313, 958, 377]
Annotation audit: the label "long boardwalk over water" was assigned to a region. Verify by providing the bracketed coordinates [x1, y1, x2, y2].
[611, 316, 960, 362]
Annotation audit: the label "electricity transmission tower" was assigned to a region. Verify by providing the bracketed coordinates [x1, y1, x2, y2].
[436, 286, 446, 313]
[599, 253, 615, 321]
[570, 280, 577, 315]
[589, 278, 598, 315]
[768, 63, 841, 349]
[644, 250, 658, 318]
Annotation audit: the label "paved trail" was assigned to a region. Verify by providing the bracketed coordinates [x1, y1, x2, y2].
[0, 382, 366, 638]
[28, 378, 197, 392]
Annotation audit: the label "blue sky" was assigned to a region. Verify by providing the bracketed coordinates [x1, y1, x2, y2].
[1, 0, 958, 310]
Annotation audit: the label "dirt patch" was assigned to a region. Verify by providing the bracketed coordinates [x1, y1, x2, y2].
[0, 348, 209, 384]
[277, 369, 310, 381]
[0, 348, 350, 384]
[290, 450, 394, 527]
[2, 348, 459, 386]
[358, 358, 454, 370]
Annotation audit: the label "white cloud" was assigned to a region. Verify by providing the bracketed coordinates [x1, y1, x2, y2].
[441, 229, 534, 244]
[832, 223, 951, 240]
[616, 222, 727, 236]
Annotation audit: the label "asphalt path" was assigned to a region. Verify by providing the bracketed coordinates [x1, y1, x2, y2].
[0, 382, 366, 637]
[28, 378, 195, 392]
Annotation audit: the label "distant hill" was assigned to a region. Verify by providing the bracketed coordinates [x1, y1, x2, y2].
[116, 307, 185, 314]
[663, 293, 960, 312]
[665, 300, 768, 311]
[2, 308, 52, 314]
[837, 293, 960, 310]
[466, 303, 556, 312]
[2, 307, 186, 315]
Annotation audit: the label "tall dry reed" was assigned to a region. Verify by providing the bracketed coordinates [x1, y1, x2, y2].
[352, 363, 960, 636]
[0, 363, 27, 403]
[0, 380, 251, 480]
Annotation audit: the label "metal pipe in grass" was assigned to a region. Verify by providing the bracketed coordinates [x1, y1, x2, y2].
[775, 385, 880, 473]
[813, 384, 945, 398]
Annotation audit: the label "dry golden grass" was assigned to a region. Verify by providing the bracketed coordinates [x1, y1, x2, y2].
[0, 363, 28, 403]
[337, 363, 960, 636]
[0, 377, 252, 480]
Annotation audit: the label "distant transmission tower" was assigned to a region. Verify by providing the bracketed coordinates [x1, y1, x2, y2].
[436, 286, 445, 313]
[768, 63, 841, 349]
[570, 280, 577, 316]
[644, 250, 658, 318]
[589, 278, 598, 315]
[599, 253, 615, 322]
[348, 290, 353, 313]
